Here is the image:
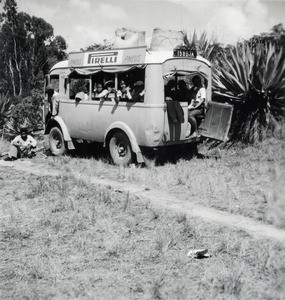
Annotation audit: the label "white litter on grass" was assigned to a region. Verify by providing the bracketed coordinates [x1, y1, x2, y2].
[187, 248, 210, 258]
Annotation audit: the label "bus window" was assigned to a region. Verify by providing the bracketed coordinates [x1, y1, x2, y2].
[92, 73, 116, 101]
[117, 67, 145, 102]
[69, 76, 90, 100]
[50, 75, 59, 92]
[164, 73, 208, 104]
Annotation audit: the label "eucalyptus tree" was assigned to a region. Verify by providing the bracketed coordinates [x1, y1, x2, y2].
[0, 0, 67, 133]
[0, 0, 67, 97]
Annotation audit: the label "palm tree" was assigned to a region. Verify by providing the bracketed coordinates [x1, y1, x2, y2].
[213, 42, 285, 143]
[182, 30, 223, 62]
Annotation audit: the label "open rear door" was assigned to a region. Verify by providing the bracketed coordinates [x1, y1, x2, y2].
[198, 102, 233, 142]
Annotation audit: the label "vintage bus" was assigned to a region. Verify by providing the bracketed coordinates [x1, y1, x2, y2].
[44, 46, 233, 165]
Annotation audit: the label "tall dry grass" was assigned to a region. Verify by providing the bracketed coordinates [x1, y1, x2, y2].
[1, 167, 285, 299]
[43, 131, 285, 226]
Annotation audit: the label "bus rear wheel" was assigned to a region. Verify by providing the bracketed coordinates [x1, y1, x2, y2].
[109, 132, 134, 166]
[49, 127, 66, 156]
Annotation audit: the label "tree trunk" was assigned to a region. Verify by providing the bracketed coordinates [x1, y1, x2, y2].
[13, 56, 23, 96]
[12, 34, 22, 96]
[8, 58, 16, 96]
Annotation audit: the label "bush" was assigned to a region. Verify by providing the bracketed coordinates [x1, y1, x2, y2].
[0, 93, 13, 129]
[213, 42, 285, 143]
[4, 89, 43, 135]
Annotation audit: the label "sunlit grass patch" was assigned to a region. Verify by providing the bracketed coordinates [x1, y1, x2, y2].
[267, 167, 285, 228]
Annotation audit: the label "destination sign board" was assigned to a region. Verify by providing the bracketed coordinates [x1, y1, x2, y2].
[173, 46, 197, 58]
[68, 47, 146, 67]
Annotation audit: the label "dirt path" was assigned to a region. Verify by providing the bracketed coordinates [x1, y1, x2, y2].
[1, 159, 285, 246]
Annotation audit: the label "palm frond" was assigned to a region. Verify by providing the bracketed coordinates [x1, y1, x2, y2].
[213, 41, 285, 143]
[182, 30, 221, 61]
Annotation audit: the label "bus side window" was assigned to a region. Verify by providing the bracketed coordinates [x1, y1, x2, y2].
[50, 75, 59, 92]
[91, 72, 105, 100]
[117, 68, 145, 102]
[69, 77, 90, 100]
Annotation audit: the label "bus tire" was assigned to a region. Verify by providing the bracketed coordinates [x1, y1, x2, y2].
[109, 131, 134, 166]
[49, 127, 66, 156]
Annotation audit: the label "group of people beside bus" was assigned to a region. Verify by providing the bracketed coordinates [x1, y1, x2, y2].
[92, 80, 145, 103]
[165, 74, 206, 135]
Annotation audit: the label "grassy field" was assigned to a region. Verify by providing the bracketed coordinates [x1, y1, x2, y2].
[20, 132, 283, 228]
[1, 167, 285, 299]
[1, 127, 285, 299]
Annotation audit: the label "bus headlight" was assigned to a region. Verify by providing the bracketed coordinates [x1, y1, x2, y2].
[185, 122, 191, 138]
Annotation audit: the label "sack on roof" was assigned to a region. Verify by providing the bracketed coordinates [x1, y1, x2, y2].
[112, 28, 146, 49]
[150, 28, 184, 51]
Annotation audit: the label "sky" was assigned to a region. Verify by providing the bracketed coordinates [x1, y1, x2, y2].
[2, 0, 285, 51]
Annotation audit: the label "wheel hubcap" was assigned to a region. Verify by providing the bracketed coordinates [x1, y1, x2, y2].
[56, 140, 62, 149]
[52, 134, 62, 149]
[117, 143, 126, 157]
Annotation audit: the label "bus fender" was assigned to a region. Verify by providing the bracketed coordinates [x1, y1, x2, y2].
[104, 122, 144, 163]
[45, 116, 75, 150]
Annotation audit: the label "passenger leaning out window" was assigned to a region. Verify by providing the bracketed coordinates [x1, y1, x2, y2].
[97, 81, 118, 104]
[117, 80, 132, 101]
[93, 83, 104, 99]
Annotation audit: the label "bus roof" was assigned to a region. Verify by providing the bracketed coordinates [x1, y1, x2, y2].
[50, 48, 211, 73]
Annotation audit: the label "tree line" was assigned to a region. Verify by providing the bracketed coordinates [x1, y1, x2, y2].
[0, 0, 67, 134]
[0, 0, 67, 97]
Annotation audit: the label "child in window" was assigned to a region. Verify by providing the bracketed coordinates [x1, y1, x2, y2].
[97, 81, 118, 104]
[93, 83, 103, 99]
[117, 80, 132, 101]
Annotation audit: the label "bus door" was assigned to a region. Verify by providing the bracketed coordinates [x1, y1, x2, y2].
[199, 102, 234, 142]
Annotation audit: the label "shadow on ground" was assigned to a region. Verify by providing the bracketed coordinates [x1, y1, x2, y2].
[45, 141, 209, 166]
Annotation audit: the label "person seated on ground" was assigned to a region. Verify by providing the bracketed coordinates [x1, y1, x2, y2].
[188, 75, 206, 134]
[165, 79, 177, 101]
[45, 84, 60, 123]
[97, 80, 118, 103]
[117, 80, 132, 101]
[93, 83, 104, 99]
[177, 80, 191, 103]
[131, 81, 145, 102]
[4, 127, 37, 161]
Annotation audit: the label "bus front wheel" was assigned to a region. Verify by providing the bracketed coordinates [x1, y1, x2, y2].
[49, 127, 66, 156]
[109, 132, 134, 166]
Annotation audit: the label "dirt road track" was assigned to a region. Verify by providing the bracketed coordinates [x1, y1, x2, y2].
[1, 159, 285, 246]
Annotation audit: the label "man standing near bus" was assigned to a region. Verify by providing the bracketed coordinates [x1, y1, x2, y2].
[45, 84, 60, 123]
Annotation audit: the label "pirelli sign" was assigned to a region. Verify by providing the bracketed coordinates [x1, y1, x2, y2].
[68, 47, 146, 67]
